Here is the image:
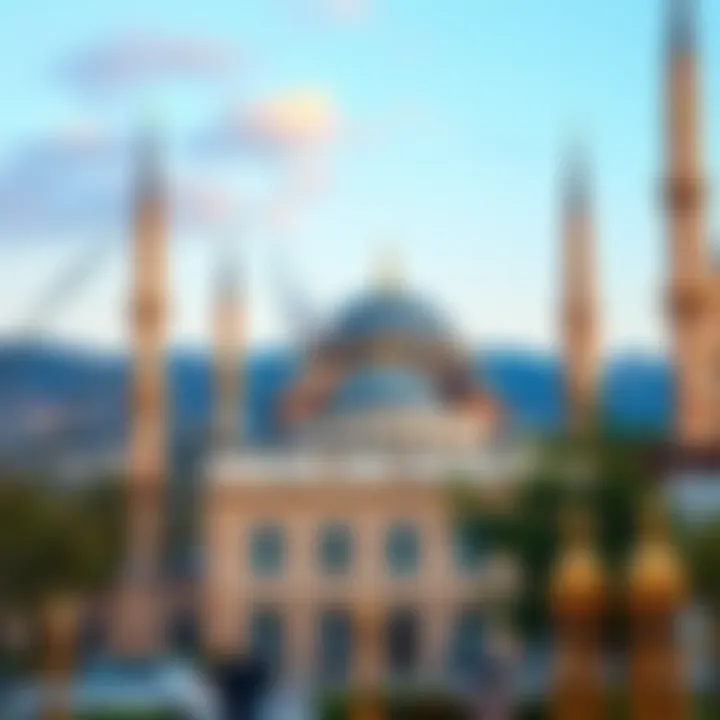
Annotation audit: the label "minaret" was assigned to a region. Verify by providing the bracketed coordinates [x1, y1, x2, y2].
[665, 0, 714, 446]
[203, 246, 245, 659]
[115, 128, 168, 656]
[212, 243, 244, 451]
[561, 149, 598, 433]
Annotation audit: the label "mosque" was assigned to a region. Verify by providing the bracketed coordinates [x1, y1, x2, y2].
[202, 264, 531, 685]
[111, 0, 709, 694]
[111, 118, 595, 684]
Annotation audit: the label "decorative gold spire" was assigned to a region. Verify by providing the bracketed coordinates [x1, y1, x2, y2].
[627, 495, 686, 612]
[373, 244, 403, 294]
[550, 504, 605, 720]
[551, 505, 604, 616]
[627, 494, 688, 720]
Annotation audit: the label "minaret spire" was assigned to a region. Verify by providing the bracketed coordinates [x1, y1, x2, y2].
[212, 237, 245, 451]
[561, 145, 598, 433]
[669, 0, 696, 57]
[564, 143, 590, 221]
[115, 124, 168, 656]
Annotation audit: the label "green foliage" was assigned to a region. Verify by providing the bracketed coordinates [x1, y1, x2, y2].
[679, 517, 720, 607]
[459, 430, 651, 641]
[0, 472, 124, 674]
[0, 474, 123, 611]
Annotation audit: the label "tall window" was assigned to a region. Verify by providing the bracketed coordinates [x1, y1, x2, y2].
[452, 520, 484, 574]
[449, 606, 484, 680]
[317, 608, 352, 683]
[250, 524, 285, 578]
[386, 607, 421, 677]
[318, 524, 353, 575]
[250, 607, 284, 674]
[385, 522, 420, 577]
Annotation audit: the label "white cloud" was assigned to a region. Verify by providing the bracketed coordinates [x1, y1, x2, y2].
[63, 30, 239, 94]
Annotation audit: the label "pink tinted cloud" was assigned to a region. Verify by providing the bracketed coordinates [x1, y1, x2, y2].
[200, 89, 343, 157]
[65, 30, 239, 93]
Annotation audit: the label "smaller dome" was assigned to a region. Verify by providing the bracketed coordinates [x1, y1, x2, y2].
[330, 366, 439, 415]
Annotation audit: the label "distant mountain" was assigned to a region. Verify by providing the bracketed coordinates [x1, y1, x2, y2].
[480, 349, 672, 434]
[601, 353, 672, 433]
[0, 343, 672, 468]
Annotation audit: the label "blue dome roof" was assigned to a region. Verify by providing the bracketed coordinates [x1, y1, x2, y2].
[331, 290, 450, 344]
[330, 366, 439, 414]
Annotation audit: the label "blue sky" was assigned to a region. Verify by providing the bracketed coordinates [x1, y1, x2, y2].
[1, 0, 720, 354]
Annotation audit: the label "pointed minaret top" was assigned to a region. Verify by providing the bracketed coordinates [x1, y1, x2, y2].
[564, 144, 591, 218]
[669, 0, 696, 56]
[134, 124, 163, 202]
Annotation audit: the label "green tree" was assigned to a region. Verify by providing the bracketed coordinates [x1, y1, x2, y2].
[459, 430, 650, 642]
[0, 474, 123, 720]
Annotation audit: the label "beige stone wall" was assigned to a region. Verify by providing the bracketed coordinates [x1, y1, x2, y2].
[202, 475, 515, 682]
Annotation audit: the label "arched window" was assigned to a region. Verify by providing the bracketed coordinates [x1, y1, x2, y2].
[250, 525, 285, 578]
[169, 608, 198, 657]
[385, 522, 420, 577]
[386, 607, 421, 677]
[449, 606, 484, 680]
[250, 607, 284, 675]
[318, 524, 353, 575]
[317, 608, 352, 683]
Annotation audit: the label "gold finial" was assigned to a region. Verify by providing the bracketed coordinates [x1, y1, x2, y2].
[373, 244, 403, 293]
[551, 505, 604, 616]
[627, 493, 686, 612]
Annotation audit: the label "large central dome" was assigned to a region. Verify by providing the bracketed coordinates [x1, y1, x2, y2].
[330, 288, 451, 345]
[277, 260, 503, 447]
